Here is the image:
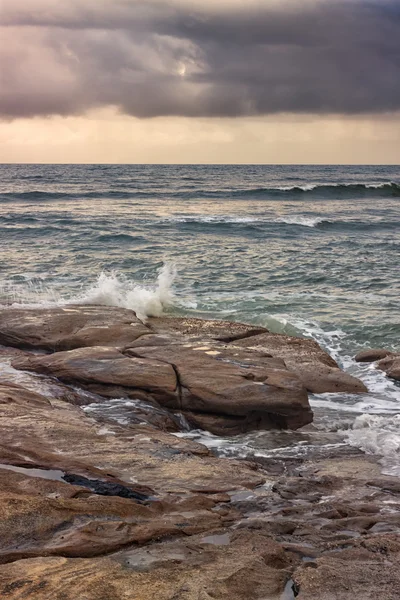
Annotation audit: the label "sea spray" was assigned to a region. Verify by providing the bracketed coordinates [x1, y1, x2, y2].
[75, 263, 177, 321]
[1, 263, 178, 321]
[344, 414, 400, 476]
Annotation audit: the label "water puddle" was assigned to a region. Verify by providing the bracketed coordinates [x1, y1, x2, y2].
[125, 549, 187, 571]
[0, 463, 65, 481]
[200, 533, 231, 546]
[281, 579, 299, 599]
[0, 463, 151, 502]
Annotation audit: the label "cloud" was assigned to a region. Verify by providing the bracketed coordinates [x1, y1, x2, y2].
[1, 0, 399, 119]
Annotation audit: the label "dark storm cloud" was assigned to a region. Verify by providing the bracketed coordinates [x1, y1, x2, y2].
[1, 0, 400, 119]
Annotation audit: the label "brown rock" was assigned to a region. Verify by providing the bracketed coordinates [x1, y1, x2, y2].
[0, 380, 264, 494]
[376, 354, 400, 381]
[294, 547, 400, 599]
[12, 337, 313, 433]
[0, 468, 233, 565]
[0, 527, 295, 600]
[147, 315, 268, 342]
[12, 346, 179, 406]
[354, 348, 393, 362]
[0, 305, 150, 351]
[0, 383, 52, 408]
[182, 410, 297, 436]
[127, 341, 312, 430]
[232, 332, 368, 393]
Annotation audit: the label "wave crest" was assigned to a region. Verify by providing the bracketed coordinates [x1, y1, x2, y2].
[1, 182, 399, 203]
[75, 264, 177, 321]
[1, 264, 177, 322]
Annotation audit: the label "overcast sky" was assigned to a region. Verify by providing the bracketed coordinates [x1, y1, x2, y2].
[1, 0, 399, 163]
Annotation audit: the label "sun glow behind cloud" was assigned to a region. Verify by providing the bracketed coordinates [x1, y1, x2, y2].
[0, 0, 399, 163]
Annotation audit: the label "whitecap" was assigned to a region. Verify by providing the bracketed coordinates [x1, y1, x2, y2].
[75, 263, 177, 321]
[1, 263, 177, 322]
[343, 414, 400, 476]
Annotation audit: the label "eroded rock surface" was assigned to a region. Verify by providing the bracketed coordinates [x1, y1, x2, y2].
[3, 306, 370, 432]
[2, 451, 400, 599]
[148, 315, 268, 342]
[355, 348, 393, 363]
[12, 339, 312, 433]
[1, 307, 399, 599]
[0, 305, 150, 351]
[0, 466, 236, 565]
[0, 528, 295, 600]
[0, 381, 263, 494]
[233, 332, 368, 393]
[376, 353, 400, 382]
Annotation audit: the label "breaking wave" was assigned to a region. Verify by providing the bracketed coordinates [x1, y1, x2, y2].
[161, 214, 397, 231]
[1, 181, 399, 203]
[231, 181, 400, 199]
[164, 215, 328, 228]
[75, 263, 177, 321]
[344, 414, 400, 477]
[1, 264, 177, 322]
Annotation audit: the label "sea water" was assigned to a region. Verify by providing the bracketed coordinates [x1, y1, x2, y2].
[0, 164, 399, 473]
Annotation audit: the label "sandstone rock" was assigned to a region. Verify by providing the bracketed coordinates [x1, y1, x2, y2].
[0, 380, 264, 493]
[0, 527, 296, 600]
[376, 353, 400, 381]
[4, 307, 368, 432]
[354, 348, 393, 362]
[12, 336, 313, 433]
[232, 332, 368, 393]
[0, 305, 150, 351]
[0, 467, 237, 565]
[12, 346, 179, 405]
[147, 315, 268, 342]
[84, 396, 182, 432]
[182, 410, 293, 436]
[294, 546, 400, 599]
[0, 382, 52, 408]
[127, 340, 312, 430]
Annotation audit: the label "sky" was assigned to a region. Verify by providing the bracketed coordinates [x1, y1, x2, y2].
[1, 0, 399, 164]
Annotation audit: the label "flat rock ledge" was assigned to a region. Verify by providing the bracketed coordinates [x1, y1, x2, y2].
[1, 380, 400, 599]
[1, 306, 368, 435]
[1, 307, 400, 600]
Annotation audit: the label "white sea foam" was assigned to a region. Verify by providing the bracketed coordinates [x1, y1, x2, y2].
[276, 182, 395, 192]
[275, 216, 326, 227]
[1, 264, 177, 322]
[344, 414, 400, 476]
[164, 214, 327, 227]
[276, 184, 319, 191]
[165, 215, 258, 224]
[74, 263, 177, 321]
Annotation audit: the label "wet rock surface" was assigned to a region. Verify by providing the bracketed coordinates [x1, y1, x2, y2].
[354, 348, 394, 363]
[10, 312, 317, 433]
[0, 307, 398, 599]
[353, 347, 400, 382]
[234, 332, 368, 393]
[0, 305, 150, 351]
[2, 450, 400, 598]
[376, 353, 400, 382]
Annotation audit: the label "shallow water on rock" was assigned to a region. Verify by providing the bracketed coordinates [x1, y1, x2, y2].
[0, 464, 65, 481]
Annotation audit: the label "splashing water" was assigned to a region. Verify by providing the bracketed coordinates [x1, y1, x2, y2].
[1, 263, 177, 322]
[74, 263, 177, 321]
[344, 414, 400, 477]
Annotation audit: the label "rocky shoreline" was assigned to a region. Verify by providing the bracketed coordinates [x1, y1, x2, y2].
[0, 306, 399, 599]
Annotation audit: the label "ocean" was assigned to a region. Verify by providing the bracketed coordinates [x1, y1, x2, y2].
[1, 164, 399, 474]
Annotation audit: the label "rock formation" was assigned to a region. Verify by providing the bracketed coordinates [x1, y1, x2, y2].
[353, 348, 400, 382]
[1, 306, 393, 599]
[2, 306, 369, 435]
